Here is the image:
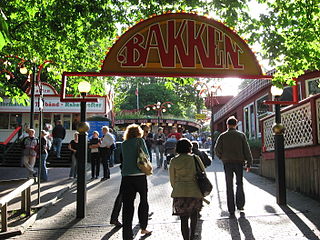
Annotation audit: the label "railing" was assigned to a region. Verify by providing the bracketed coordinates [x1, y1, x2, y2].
[262, 94, 320, 151]
[0, 126, 22, 165]
[0, 178, 34, 232]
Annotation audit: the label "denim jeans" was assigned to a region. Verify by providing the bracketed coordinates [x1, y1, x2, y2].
[154, 145, 164, 168]
[53, 138, 63, 158]
[69, 153, 77, 178]
[40, 153, 48, 181]
[223, 162, 245, 213]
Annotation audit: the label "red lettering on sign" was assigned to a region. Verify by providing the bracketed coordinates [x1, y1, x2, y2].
[225, 34, 244, 69]
[117, 19, 243, 70]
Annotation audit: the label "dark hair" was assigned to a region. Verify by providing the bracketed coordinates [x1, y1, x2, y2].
[191, 141, 199, 149]
[227, 116, 238, 126]
[176, 138, 192, 154]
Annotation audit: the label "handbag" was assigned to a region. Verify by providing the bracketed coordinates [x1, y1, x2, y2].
[194, 155, 212, 197]
[136, 139, 153, 175]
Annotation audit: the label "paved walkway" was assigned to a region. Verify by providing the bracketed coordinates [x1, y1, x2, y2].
[10, 158, 320, 240]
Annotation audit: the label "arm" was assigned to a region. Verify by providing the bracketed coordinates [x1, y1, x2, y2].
[169, 160, 175, 187]
[68, 142, 76, 153]
[242, 135, 253, 167]
[214, 135, 223, 159]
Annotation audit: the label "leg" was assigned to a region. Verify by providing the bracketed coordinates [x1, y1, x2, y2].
[111, 191, 123, 224]
[94, 153, 100, 177]
[190, 211, 198, 240]
[40, 153, 48, 181]
[23, 156, 33, 176]
[155, 146, 160, 167]
[69, 154, 77, 178]
[122, 177, 136, 240]
[235, 163, 245, 210]
[91, 154, 95, 178]
[56, 138, 62, 158]
[224, 163, 235, 214]
[136, 176, 149, 230]
[180, 216, 190, 240]
[148, 147, 152, 162]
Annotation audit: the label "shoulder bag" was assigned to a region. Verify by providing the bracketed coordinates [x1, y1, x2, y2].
[194, 155, 212, 197]
[137, 139, 153, 175]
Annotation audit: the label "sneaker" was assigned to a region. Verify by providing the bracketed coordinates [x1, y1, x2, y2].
[141, 229, 152, 235]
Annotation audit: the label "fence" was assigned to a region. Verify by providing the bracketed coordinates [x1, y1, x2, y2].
[262, 94, 320, 151]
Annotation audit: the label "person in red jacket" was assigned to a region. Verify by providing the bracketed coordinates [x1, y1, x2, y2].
[167, 126, 182, 140]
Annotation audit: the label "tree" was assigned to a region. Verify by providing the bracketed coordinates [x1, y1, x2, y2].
[0, 0, 253, 102]
[246, 0, 320, 86]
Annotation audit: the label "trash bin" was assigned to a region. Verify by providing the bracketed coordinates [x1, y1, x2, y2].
[114, 141, 122, 164]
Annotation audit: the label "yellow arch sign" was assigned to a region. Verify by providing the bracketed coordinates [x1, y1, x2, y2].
[101, 12, 263, 78]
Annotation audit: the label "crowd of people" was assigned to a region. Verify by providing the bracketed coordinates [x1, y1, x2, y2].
[19, 116, 253, 240]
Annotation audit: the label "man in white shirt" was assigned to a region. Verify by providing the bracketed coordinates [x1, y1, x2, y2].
[99, 126, 115, 181]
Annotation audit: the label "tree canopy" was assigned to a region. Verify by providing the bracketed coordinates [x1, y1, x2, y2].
[0, 0, 319, 103]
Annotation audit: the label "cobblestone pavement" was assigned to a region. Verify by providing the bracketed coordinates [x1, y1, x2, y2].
[11, 157, 320, 240]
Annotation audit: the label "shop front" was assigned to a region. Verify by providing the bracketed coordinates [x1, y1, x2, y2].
[0, 83, 112, 143]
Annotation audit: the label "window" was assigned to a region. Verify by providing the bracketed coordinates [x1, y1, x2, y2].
[255, 95, 269, 136]
[243, 103, 255, 139]
[306, 78, 320, 97]
[63, 114, 71, 130]
[0, 113, 9, 129]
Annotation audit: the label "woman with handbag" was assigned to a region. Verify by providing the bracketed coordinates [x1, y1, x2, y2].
[169, 138, 206, 240]
[121, 124, 152, 240]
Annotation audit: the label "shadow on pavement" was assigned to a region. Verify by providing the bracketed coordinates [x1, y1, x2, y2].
[101, 226, 122, 239]
[244, 172, 320, 239]
[280, 206, 320, 240]
[226, 213, 255, 240]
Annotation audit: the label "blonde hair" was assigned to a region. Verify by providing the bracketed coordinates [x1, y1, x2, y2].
[123, 124, 143, 140]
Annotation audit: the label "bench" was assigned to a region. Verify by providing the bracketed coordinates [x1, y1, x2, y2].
[0, 178, 34, 232]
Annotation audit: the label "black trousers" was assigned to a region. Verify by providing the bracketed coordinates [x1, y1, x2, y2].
[111, 183, 123, 223]
[100, 148, 112, 178]
[223, 162, 245, 213]
[122, 175, 149, 240]
[90, 152, 100, 178]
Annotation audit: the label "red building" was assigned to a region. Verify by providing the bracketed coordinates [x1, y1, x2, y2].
[212, 70, 320, 200]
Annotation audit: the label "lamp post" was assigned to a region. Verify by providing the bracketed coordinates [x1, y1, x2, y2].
[77, 80, 91, 218]
[270, 86, 286, 205]
[145, 101, 173, 126]
[195, 81, 221, 157]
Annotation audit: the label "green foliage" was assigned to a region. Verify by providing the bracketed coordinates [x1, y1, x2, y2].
[246, 0, 320, 86]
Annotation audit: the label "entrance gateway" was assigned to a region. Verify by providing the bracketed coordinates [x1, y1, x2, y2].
[60, 12, 272, 103]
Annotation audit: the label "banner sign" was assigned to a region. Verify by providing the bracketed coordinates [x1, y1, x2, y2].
[0, 97, 106, 114]
[101, 13, 263, 78]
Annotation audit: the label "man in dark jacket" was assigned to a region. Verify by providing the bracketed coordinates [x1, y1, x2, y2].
[52, 120, 66, 158]
[214, 116, 252, 217]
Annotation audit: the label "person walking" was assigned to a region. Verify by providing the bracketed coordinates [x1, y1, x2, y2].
[68, 132, 79, 179]
[89, 131, 100, 179]
[39, 130, 50, 181]
[52, 120, 66, 158]
[214, 116, 252, 217]
[121, 124, 151, 240]
[167, 126, 182, 140]
[192, 141, 211, 168]
[169, 138, 205, 240]
[154, 127, 166, 168]
[99, 126, 115, 181]
[21, 129, 38, 178]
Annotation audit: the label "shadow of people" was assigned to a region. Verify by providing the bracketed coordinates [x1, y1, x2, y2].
[238, 212, 255, 240]
[280, 206, 320, 240]
[101, 226, 122, 240]
[228, 217, 241, 240]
